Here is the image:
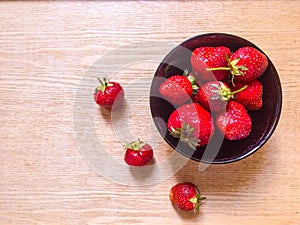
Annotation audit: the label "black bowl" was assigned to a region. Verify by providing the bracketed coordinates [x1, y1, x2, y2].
[150, 33, 282, 164]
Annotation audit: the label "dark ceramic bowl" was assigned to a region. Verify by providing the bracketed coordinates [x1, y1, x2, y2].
[150, 33, 282, 164]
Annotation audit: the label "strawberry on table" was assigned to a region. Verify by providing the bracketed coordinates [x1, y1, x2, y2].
[167, 103, 214, 148]
[216, 101, 252, 141]
[124, 139, 153, 166]
[231, 80, 263, 110]
[193, 81, 247, 112]
[159, 69, 198, 106]
[94, 77, 124, 111]
[191, 46, 232, 82]
[169, 182, 206, 212]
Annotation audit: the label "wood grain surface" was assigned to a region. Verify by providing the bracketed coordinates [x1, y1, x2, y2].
[0, 1, 299, 224]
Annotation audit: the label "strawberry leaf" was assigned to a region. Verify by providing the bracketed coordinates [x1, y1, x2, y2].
[189, 197, 198, 204]
[190, 193, 206, 211]
[123, 139, 146, 151]
[169, 122, 199, 149]
[96, 77, 113, 93]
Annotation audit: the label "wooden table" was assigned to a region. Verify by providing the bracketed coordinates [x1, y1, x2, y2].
[1, 1, 299, 224]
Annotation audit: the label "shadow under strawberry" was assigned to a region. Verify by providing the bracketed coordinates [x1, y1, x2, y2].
[98, 99, 127, 120]
[127, 160, 155, 181]
[171, 203, 205, 220]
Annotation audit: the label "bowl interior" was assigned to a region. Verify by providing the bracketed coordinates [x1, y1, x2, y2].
[150, 33, 282, 164]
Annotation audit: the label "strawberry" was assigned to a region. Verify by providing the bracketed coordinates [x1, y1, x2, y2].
[208, 46, 268, 83]
[124, 139, 153, 166]
[230, 47, 268, 82]
[193, 81, 247, 112]
[94, 77, 124, 111]
[167, 103, 214, 147]
[216, 101, 252, 140]
[169, 182, 206, 212]
[190, 46, 231, 82]
[231, 80, 263, 110]
[159, 69, 198, 106]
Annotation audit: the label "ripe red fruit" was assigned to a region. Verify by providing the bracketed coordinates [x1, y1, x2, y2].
[194, 81, 247, 112]
[94, 77, 124, 111]
[230, 47, 268, 82]
[216, 101, 252, 140]
[191, 46, 231, 82]
[167, 103, 214, 147]
[159, 70, 198, 106]
[124, 139, 153, 166]
[231, 80, 263, 110]
[169, 182, 206, 212]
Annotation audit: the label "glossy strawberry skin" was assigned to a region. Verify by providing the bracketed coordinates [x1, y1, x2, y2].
[94, 81, 124, 111]
[191, 46, 231, 82]
[216, 101, 252, 140]
[230, 47, 268, 82]
[194, 81, 230, 112]
[159, 75, 193, 106]
[169, 182, 204, 211]
[232, 80, 263, 110]
[167, 103, 214, 147]
[124, 143, 153, 166]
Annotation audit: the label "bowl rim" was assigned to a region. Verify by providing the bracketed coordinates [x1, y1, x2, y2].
[150, 32, 283, 164]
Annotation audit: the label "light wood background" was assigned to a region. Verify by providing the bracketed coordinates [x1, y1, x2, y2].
[1, 1, 299, 224]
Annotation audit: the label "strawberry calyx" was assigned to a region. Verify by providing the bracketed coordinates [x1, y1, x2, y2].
[183, 69, 199, 94]
[95, 77, 114, 93]
[169, 122, 199, 148]
[189, 193, 207, 211]
[206, 55, 248, 85]
[123, 139, 146, 151]
[228, 57, 249, 85]
[210, 82, 247, 102]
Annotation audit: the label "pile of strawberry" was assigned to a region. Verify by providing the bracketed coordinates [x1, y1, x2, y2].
[159, 46, 268, 146]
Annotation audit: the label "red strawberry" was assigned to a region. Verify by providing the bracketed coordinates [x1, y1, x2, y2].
[159, 70, 198, 105]
[94, 77, 124, 111]
[229, 47, 268, 82]
[169, 182, 206, 212]
[124, 139, 153, 166]
[191, 46, 231, 82]
[231, 80, 263, 110]
[167, 103, 214, 147]
[216, 101, 252, 140]
[193, 81, 247, 112]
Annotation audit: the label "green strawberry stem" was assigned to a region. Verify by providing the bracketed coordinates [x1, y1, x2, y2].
[206, 67, 232, 71]
[231, 85, 247, 95]
[205, 56, 248, 85]
[211, 82, 247, 101]
[221, 84, 248, 101]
